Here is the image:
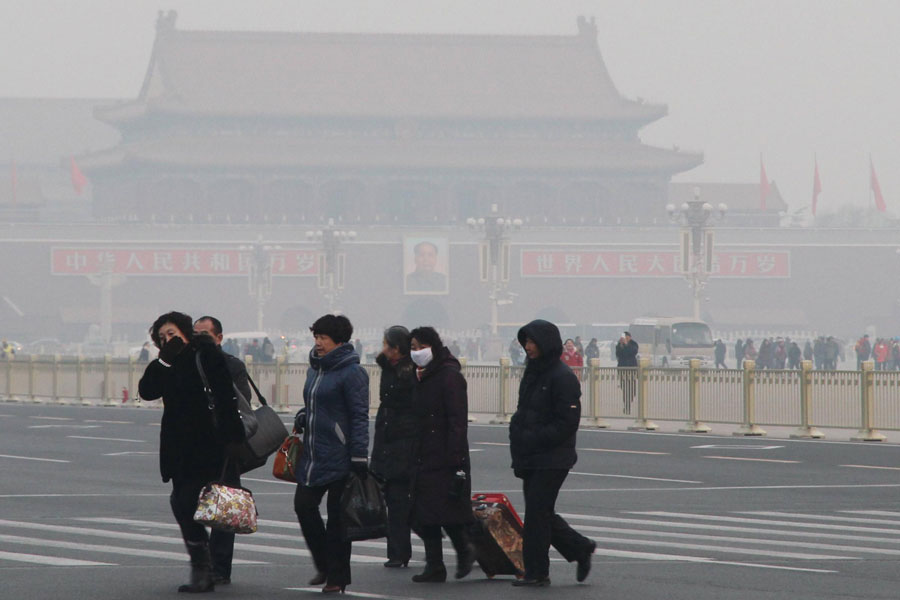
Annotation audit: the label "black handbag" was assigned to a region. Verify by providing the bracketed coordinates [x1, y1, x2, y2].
[232, 375, 290, 473]
[340, 472, 387, 542]
[195, 353, 258, 438]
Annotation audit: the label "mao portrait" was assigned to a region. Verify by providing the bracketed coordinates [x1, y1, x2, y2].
[403, 237, 449, 295]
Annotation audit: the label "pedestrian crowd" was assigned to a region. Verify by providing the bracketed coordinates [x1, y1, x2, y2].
[138, 310, 595, 594]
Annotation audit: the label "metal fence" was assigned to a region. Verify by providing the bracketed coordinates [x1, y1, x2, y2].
[0, 356, 895, 440]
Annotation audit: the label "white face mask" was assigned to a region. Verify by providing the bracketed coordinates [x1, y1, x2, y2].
[411, 347, 433, 368]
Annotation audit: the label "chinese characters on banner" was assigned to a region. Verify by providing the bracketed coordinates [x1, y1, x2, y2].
[520, 250, 790, 278]
[50, 248, 319, 276]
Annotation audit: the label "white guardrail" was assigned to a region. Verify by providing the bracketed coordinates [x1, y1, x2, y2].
[1, 356, 897, 441]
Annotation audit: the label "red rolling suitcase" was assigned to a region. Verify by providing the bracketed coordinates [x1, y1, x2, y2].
[470, 493, 525, 578]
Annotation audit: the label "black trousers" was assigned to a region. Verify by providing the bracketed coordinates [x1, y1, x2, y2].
[383, 479, 412, 562]
[519, 468, 594, 580]
[169, 463, 240, 576]
[414, 523, 470, 567]
[294, 477, 351, 586]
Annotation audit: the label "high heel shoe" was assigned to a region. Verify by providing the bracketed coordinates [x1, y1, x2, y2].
[322, 584, 346, 593]
[384, 558, 409, 568]
[308, 572, 327, 585]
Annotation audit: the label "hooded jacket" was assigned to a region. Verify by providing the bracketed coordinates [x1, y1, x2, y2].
[509, 320, 581, 471]
[298, 343, 370, 488]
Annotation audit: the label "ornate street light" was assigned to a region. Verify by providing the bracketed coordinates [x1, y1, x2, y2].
[665, 187, 727, 320]
[306, 218, 357, 312]
[466, 204, 522, 354]
[240, 237, 280, 331]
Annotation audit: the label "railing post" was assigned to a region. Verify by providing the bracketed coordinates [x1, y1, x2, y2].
[629, 357, 658, 431]
[274, 355, 286, 411]
[734, 359, 766, 436]
[74, 355, 84, 406]
[491, 358, 510, 424]
[128, 355, 138, 406]
[52, 354, 60, 403]
[851, 360, 885, 441]
[101, 354, 115, 406]
[590, 358, 609, 428]
[5, 354, 15, 401]
[681, 358, 710, 433]
[791, 360, 823, 439]
[26, 354, 37, 403]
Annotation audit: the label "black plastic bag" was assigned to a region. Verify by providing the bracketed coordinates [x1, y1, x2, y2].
[340, 473, 387, 541]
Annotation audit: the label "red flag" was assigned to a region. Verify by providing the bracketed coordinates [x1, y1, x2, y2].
[759, 156, 771, 211]
[811, 157, 822, 216]
[10, 159, 17, 205]
[70, 156, 87, 194]
[870, 158, 886, 213]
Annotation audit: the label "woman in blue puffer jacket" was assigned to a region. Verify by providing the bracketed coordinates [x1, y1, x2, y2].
[293, 314, 369, 594]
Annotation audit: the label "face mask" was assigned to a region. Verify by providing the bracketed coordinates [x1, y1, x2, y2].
[411, 347, 433, 368]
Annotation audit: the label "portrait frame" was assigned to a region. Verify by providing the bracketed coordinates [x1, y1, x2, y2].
[403, 236, 450, 295]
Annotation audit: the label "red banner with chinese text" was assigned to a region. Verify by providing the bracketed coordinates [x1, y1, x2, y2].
[50, 248, 319, 276]
[520, 250, 790, 278]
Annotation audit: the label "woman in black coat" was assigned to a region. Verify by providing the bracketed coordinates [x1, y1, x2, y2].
[407, 326, 475, 583]
[370, 326, 418, 568]
[138, 311, 245, 594]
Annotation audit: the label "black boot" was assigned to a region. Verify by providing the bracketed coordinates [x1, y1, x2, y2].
[178, 541, 215, 593]
[412, 563, 447, 583]
[455, 542, 476, 579]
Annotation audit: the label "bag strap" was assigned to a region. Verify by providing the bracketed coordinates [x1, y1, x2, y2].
[195, 351, 215, 412]
[246, 374, 268, 407]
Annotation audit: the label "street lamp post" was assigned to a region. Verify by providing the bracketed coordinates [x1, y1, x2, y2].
[467, 204, 522, 356]
[306, 219, 357, 313]
[241, 238, 279, 331]
[666, 187, 726, 320]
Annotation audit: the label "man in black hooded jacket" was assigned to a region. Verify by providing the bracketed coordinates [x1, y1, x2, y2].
[508, 319, 596, 586]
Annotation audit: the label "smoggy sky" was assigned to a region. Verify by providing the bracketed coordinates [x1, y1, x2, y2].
[2, 0, 897, 215]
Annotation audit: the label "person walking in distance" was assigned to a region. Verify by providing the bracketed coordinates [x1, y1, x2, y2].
[714, 339, 727, 369]
[615, 331, 639, 414]
[509, 319, 596, 586]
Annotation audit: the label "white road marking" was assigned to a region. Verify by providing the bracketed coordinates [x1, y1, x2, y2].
[703, 456, 800, 464]
[29, 416, 73, 421]
[569, 472, 701, 484]
[740, 512, 900, 526]
[691, 444, 783, 450]
[28, 424, 101, 429]
[474, 442, 508, 446]
[843, 510, 900, 517]
[577, 524, 900, 556]
[585, 535, 853, 560]
[67, 436, 145, 442]
[560, 513, 900, 544]
[579, 448, 669, 455]
[287, 588, 429, 600]
[841, 464, 900, 471]
[84, 419, 133, 424]
[103, 451, 157, 456]
[0, 454, 70, 463]
[243, 476, 296, 486]
[629, 512, 900, 535]
[0, 534, 264, 564]
[0, 549, 114, 566]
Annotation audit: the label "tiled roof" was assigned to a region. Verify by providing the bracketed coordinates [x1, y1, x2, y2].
[97, 16, 666, 123]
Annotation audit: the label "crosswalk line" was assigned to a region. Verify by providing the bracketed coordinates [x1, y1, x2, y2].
[741, 511, 900, 526]
[0, 533, 264, 564]
[586, 535, 851, 560]
[628, 512, 900, 535]
[0, 549, 114, 566]
[560, 513, 900, 544]
[576, 524, 900, 556]
[843, 510, 900, 518]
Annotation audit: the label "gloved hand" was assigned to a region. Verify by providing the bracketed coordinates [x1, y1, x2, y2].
[157, 337, 186, 366]
[293, 407, 307, 433]
[350, 458, 368, 480]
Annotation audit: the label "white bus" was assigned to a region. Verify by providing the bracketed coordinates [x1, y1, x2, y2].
[627, 317, 714, 367]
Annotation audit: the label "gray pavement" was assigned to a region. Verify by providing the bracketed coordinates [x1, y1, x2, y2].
[1, 402, 900, 599]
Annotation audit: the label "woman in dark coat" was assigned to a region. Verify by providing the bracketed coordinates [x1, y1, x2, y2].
[408, 326, 475, 583]
[371, 326, 418, 568]
[294, 314, 369, 594]
[138, 311, 245, 594]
